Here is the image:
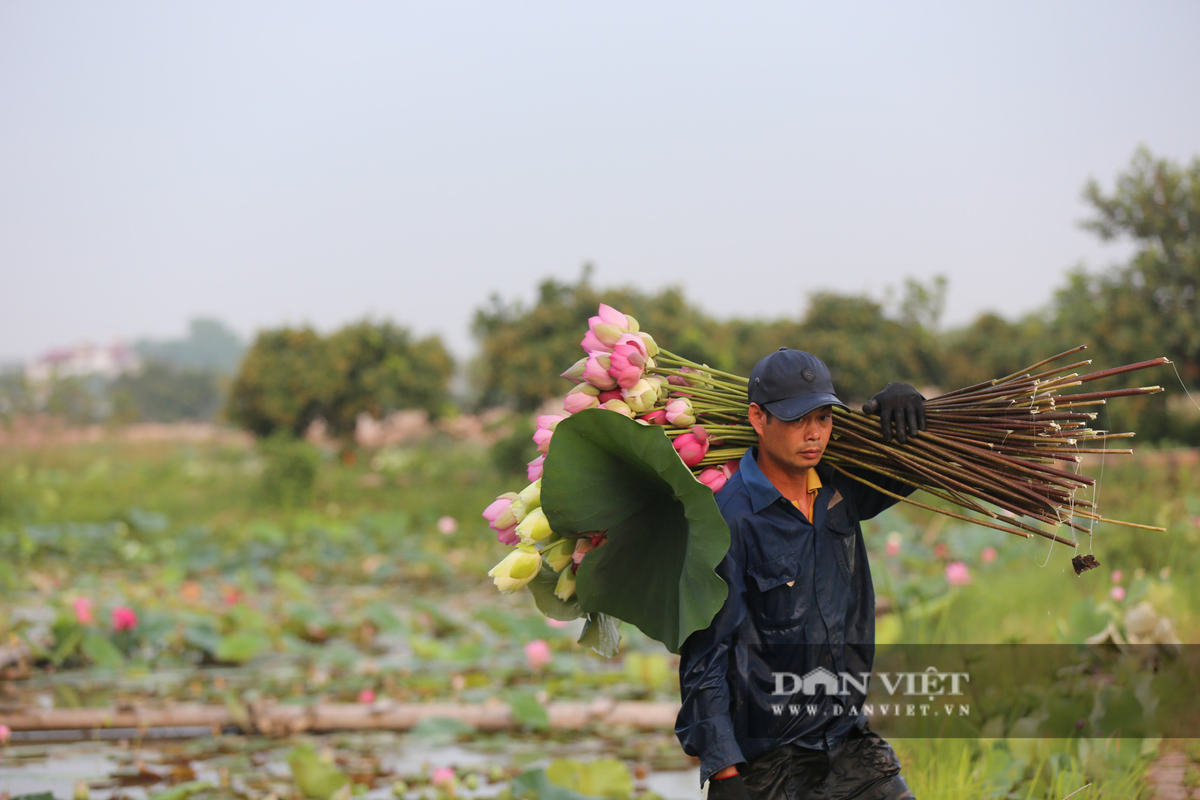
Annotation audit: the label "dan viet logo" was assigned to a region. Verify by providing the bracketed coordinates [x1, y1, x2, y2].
[769, 666, 971, 719]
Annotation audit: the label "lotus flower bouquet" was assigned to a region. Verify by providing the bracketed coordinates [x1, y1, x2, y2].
[483, 304, 1169, 655]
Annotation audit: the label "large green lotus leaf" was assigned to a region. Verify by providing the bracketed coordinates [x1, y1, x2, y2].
[541, 409, 730, 654]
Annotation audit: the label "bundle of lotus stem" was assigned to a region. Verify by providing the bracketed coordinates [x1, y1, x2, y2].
[650, 346, 1170, 546]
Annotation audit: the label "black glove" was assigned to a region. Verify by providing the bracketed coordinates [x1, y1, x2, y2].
[862, 382, 926, 444]
[707, 773, 751, 800]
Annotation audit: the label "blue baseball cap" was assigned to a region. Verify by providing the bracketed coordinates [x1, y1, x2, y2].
[747, 347, 847, 421]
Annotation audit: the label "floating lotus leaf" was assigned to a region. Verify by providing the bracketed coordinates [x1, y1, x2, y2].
[541, 409, 730, 654]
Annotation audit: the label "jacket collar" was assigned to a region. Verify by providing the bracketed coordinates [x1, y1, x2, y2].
[738, 447, 836, 514]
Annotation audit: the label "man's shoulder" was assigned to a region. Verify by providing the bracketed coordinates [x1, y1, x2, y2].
[714, 470, 754, 524]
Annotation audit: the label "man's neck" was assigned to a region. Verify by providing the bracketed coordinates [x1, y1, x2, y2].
[756, 451, 813, 505]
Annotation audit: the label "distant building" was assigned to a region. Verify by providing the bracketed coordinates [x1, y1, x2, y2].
[24, 342, 141, 385]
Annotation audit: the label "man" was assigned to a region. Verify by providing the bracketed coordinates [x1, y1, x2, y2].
[675, 347, 925, 800]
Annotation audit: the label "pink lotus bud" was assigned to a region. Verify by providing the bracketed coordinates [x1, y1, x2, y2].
[697, 467, 728, 493]
[622, 378, 659, 414]
[601, 399, 634, 418]
[73, 597, 94, 626]
[1110, 585, 1126, 602]
[596, 303, 628, 327]
[537, 414, 565, 432]
[673, 431, 709, 467]
[885, 532, 902, 557]
[358, 688, 376, 704]
[945, 561, 971, 586]
[431, 767, 457, 787]
[560, 357, 588, 383]
[584, 354, 618, 390]
[980, 546, 997, 564]
[496, 525, 520, 546]
[533, 427, 554, 455]
[564, 391, 600, 414]
[664, 399, 695, 427]
[581, 328, 611, 353]
[526, 455, 544, 482]
[598, 389, 623, 404]
[572, 533, 606, 567]
[112, 606, 139, 632]
[692, 425, 709, 445]
[592, 322, 625, 348]
[641, 409, 668, 425]
[614, 333, 648, 360]
[525, 638, 552, 669]
[724, 459, 740, 475]
[482, 492, 520, 531]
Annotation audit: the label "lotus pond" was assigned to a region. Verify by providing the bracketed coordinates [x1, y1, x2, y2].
[2, 430, 1199, 799]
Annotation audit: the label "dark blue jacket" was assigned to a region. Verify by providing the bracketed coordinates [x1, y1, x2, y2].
[674, 448, 914, 784]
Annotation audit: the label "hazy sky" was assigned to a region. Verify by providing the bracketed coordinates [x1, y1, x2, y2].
[2, 1, 1198, 364]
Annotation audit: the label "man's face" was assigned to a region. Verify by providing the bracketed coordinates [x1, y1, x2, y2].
[749, 403, 834, 474]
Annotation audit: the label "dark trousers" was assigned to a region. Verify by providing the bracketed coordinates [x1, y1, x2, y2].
[740, 728, 915, 800]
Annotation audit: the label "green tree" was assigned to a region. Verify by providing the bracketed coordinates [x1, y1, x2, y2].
[226, 326, 335, 437]
[322, 320, 454, 438]
[1067, 147, 1200, 380]
[225, 321, 454, 439]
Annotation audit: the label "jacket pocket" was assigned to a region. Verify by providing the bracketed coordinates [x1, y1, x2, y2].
[826, 506, 859, 585]
[746, 553, 807, 631]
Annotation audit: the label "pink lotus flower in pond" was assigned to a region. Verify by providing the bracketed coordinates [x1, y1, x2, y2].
[525, 638, 552, 669]
[73, 597, 94, 626]
[945, 561, 971, 586]
[674, 427, 710, 467]
[584, 353, 618, 390]
[483, 493, 520, 531]
[1111, 569, 1123, 584]
[561, 357, 588, 383]
[112, 606, 139, 632]
[431, 767, 457, 787]
[885, 533, 901, 557]
[697, 466, 728, 493]
[664, 398, 695, 427]
[1110, 585, 1126, 602]
[526, 455, 545, 482]
[641, 409, 668, 425]
[980, 546, 997, 564]
[437, 516, 458, 535]
[358, 688, 376, 703]
[544, 617, 569, 629]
